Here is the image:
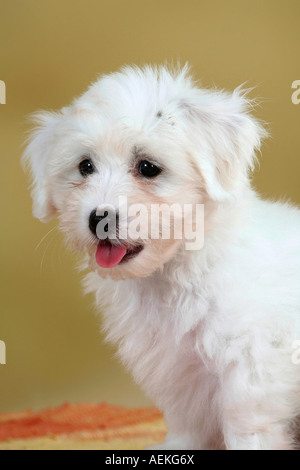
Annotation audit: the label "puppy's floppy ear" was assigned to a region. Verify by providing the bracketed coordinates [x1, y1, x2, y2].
[180, 87, 268, 201]
[22, 111, 61, 222]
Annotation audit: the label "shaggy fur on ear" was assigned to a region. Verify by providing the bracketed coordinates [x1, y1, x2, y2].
[177, 85, 268, 201]
[22, 111, 62, 222]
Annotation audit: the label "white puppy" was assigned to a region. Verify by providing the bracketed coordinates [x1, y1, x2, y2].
[23, 65, 300, 450]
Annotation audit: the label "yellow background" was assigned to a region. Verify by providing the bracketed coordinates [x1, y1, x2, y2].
[0, 0, 299, 412]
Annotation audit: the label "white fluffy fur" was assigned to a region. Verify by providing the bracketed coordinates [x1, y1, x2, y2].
[23, 65, 300, 449]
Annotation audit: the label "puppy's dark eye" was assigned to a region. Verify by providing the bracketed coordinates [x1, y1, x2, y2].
[139, 160, 162, 178]
[79, 159, 95, 177]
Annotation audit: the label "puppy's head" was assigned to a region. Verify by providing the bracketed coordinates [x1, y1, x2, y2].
[23, 65, 266, 280]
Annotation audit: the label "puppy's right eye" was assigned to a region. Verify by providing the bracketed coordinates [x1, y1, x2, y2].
[79, 159, 95, 177]
[139, 160, 162, 178]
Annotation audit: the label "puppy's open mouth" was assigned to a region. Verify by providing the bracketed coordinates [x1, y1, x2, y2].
[95, 240, 144, 268]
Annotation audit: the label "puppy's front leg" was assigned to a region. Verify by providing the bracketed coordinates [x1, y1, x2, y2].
[221, 363, 295, 450]
[146, 407, 224, 450]
[224, 425, 292, 450]
[147, 426, 224, 451]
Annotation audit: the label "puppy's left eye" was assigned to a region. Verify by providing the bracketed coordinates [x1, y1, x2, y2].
[139, 160, 162, 178]
[79, 159, 95, 177]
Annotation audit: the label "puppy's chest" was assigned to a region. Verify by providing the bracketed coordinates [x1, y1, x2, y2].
[103, 280, 218, 381]
[120, 306, 218, 402]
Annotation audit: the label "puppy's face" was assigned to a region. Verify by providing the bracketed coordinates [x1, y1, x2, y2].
[23, 66, 265, 280]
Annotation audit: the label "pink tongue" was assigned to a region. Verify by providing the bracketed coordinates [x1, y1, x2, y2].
[96, 243, 127, 268]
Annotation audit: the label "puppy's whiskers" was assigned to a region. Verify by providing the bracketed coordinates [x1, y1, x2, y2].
[34, 226, 58, 252]
[38, 229, 60, 274]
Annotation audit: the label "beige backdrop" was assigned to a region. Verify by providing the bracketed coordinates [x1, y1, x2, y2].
[0, 0, 299, 412]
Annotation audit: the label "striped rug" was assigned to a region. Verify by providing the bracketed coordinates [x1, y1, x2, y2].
[0, 403, 167, 450]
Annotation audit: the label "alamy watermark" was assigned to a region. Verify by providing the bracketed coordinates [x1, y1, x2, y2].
[95, 198, 205, 251]
[0, 80, 6, 104]
[0, 340, 6, 365]
[291, 80, 300, 105]
[291, 340, 300, 365]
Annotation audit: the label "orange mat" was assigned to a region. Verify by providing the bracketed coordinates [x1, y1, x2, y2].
[0, 403, 167, 450]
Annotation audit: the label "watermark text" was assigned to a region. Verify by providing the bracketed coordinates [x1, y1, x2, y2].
[0, 80, 6, 104]
[291, 80, 300, 105]
[95, 198, 205, 251]
[0, 340, 6, 365]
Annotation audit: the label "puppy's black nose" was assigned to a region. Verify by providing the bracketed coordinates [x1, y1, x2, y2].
[89, 209, 109, 236]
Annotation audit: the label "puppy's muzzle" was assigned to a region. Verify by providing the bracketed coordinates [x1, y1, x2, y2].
[89, 208, 119, 238]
